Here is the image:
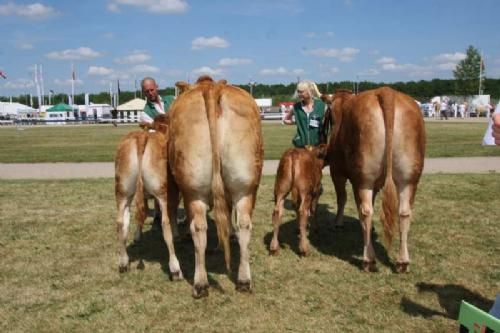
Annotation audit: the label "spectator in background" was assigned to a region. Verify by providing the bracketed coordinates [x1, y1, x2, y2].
[440, 101, 448, 120]
[492, 107, 500, 145]
[482, 102, 500, 145]
[458, 102, 466, 118]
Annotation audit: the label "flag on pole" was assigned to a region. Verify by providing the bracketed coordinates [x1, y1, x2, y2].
[0, 70, 6, 79]
[72, 67, 76, 81]
[117, 79, 121, 95]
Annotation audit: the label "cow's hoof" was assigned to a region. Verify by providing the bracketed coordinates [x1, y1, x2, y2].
[171, 270, 184, 281]
[236, 280, 252, 293]
[395, 262, 410, 273]
[269, 248, 279, 256]
[136, 260, 145, 270]
[192, 284, 209, 299]
[118, 264, 129, 273]
[362, 260, 377, 272]
[298, 250, 308, 257]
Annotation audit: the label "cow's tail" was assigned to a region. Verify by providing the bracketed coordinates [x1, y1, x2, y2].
[202, 83, 231, 271]
[377, 88, 398, 247]
[134, 134, 148, 229]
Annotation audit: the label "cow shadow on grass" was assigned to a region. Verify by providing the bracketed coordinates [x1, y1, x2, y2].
[126, 217, 242, 293]
[400, 282, 494, 319]
[263, 199, 393, 271]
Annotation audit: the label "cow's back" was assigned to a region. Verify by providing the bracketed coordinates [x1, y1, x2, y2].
[168, 83, 263, 195]
[336, 88, 425, 188]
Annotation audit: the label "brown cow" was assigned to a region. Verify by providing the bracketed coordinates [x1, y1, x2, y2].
[321, 87, 425, 273]
[167, 76, 263, 298]
[114, 115, 182, 279]
[269, 144, 327, 256]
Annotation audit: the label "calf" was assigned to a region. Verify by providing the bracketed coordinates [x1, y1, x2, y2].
[114, 115, 182, 279]
[270, 144, 327, 256]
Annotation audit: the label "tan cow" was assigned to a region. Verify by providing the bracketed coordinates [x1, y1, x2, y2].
[269, 144, 327, 256]
[167, 76, 263, 298]
[114, 115, 182, 279]
[321, 87, 425, 273]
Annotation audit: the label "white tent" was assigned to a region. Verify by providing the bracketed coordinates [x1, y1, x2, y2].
[0, 102, 35, 117]
[117, 98, 146, 111]
[116, 98, 146, 122]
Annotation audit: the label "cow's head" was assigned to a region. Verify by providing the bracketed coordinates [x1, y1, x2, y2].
[152, 113, 169, 134]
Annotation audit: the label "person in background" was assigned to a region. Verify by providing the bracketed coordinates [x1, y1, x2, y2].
[482, 101, 500, 145]
[283, 80, 326, 148]
[440, 100, 448, 120]
[141, 77, 175, 124]
[492, 112, 500, 145]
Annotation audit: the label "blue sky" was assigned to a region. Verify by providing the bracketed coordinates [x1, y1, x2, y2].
[1, 0, 499, 97]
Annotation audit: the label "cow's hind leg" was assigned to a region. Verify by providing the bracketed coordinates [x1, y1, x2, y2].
[188, 199, 210, 298]
[270, 192, 287, 255]
[116, 194, 133, 272]
[332, 171, 348, 228]
[396, 183, 415, 273]
[355, 188, 377, 272]
[298, 195, 312, 256]
[235, 194, 255, 292]
[158, 197, 183, 280]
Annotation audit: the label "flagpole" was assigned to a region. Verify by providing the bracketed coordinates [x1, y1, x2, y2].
[71, 63, 75, 107]
[40, 64, 45, 106]
[478, 53, 483, 96]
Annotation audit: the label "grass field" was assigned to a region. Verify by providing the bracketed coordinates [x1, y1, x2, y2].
[0, 121, 499, 163]
[0, 175, 498, 332]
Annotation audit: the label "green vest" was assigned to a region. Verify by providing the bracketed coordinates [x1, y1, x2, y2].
[143, 95, 175, 119]
[292, 98, 326, 147]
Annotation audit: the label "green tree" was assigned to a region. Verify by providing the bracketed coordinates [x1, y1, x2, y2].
[453, 45, 482, 97]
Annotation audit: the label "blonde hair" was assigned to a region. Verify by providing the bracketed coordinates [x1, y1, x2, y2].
[294, 80, 321, 99]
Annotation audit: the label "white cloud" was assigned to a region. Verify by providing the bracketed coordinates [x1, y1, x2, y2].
[0, 2, 58, 20]
[218, 57, 252, 66]
[191, 36, 229, 50]
[435, 62, 458, 71]
[46, 47, 102, 60]
[109, 72, 130, 80]
[4, 78, 34, 89]
[259, 67, 304, 76]
[115, 51, 151, 64]
[433, 52, 466, 63]
[130, 64, 159, 73]
[192, 66, 224, 76]
[304, 47, 359, 62]
[88, 66, 114, 76]
[165, 68, 183, 77]
[376, 57, 396, 65]
[108, 0, 188, 14]
[54, 78, 84, 86]
[16, 42, 34, 50]
[305, 32, 317, 38]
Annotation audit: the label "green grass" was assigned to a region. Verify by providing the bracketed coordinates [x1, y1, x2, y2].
[0, 121, 498, 163]
[0, 175, 498, 332]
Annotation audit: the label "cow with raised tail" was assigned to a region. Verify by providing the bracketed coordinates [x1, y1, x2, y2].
[321, 87, 425, 273]
[167, 76, 263, 298]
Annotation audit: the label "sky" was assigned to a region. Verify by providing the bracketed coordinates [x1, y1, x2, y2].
[1, 0, 500, 97]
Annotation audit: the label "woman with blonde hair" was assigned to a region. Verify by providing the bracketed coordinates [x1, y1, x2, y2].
[283, 80, 326, 148]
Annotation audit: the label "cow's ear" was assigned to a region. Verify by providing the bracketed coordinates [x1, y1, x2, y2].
[316, 143, 328, 159]
[175, 81, 191, 94]
[321, 94, 332, 104]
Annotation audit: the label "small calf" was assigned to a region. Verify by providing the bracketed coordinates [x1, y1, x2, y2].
[270, 144, 327, 256]
[114, 114, 182, 279]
